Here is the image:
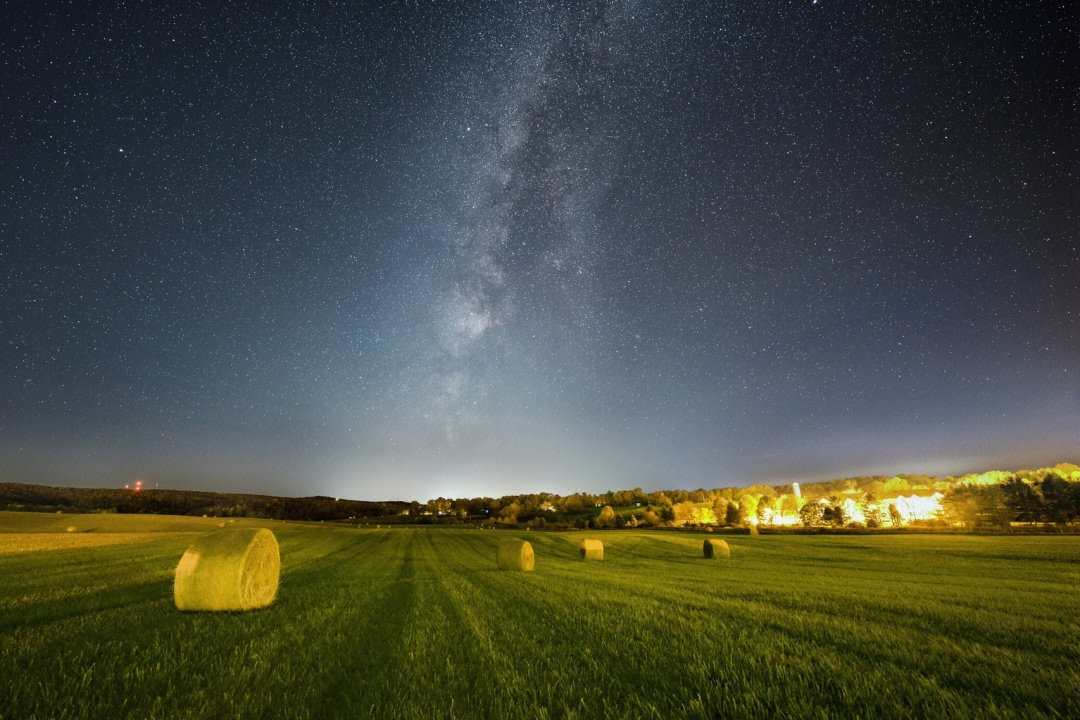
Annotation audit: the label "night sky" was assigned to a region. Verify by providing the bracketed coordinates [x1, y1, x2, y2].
[3, 2, 1078, 501]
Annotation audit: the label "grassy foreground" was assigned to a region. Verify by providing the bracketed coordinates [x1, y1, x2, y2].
[1, 514, 1078, 719]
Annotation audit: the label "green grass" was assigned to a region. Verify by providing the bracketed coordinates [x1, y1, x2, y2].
[0, 510, 273, 534]
[1, 516, 1079, 719]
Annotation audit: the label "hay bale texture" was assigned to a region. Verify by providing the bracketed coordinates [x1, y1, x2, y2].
[174, 528, 280, 611]
[579, 538, 603, 560]
[496, 539, 534, 571]
[703, 538, 730, 559]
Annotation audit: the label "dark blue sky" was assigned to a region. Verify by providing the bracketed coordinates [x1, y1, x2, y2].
[3, 1, 1077, 501]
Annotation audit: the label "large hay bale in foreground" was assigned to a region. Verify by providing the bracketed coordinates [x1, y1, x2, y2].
[496, 540, 534, 571]
[174, 528, 280, 611]
[703, 538, 730, 559]
[579, 538, 603, 560]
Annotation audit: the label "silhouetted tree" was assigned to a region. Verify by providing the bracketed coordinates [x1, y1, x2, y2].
[1002, 477, 1044, 524]
[828, 496, 845, 527]
[1040, 475, 1079, 525]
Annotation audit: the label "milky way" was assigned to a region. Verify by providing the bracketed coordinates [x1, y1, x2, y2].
[3, 2, 1078, 500]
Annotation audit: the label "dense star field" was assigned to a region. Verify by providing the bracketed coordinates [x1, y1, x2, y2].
[1, 517, 1078, 719]
[3, 2, 1078, 499]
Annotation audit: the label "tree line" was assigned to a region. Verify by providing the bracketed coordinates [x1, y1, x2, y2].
[941, 476, 1080, 529]
[3, 463, 1077, 530]
[0, 483, 408, 521]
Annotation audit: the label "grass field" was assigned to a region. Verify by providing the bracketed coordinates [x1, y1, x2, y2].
[1, 513, 1078, 719]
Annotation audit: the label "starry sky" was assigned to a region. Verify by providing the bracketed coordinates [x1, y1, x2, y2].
[3, 1, 1078, 501]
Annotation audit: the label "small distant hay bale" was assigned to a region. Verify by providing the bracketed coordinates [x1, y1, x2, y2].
[496, 540, 534, 571]
[174, 528, 280, 611]
[65, 526, 78, 533]
[217, 521, 227, 528]
[228, 519, 236, 525]
[579, 538, 603, 560]
[703, 538, 730, 559]
[56, 510, 63, 514]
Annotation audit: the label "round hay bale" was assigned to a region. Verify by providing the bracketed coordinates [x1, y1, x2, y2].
[579, 538, 604, 560]
[65, 526, 78, 533]
[217, 521, 227, 528]
[174, 527, 280, 611]
[496, 540, 534, 571]
[703, 538, 730, 559]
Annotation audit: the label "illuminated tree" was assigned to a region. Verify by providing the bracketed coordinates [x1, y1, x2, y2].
[739, 494, 759, 520]
[596, 505, 617, 527]
[672, 501, 697, 525]
[941, 487, 981, 528]
[498, 502, 522, 524]
[860, 493, 882, 528]
[799, 502, 825, 528]
[711, 497, 729, 525]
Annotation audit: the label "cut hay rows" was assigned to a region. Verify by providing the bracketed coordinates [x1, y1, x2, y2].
[495, 539, 534, 571]
[579, 538, 603, 560]
[703, 538, 730, 559]
[0, 533, 151, 554]
[3, 525, 1080, 719]
[174, 528, 280, 611]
